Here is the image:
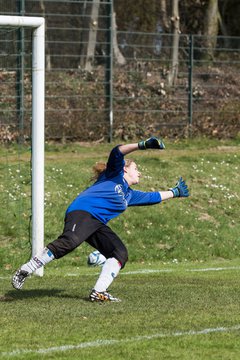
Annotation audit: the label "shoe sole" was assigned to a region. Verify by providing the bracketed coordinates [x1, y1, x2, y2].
[89, 295, 121, 302]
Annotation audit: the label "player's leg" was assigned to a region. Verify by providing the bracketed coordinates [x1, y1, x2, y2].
[47, 210, 103, 259]
[87, 225, 128, 302]
[12, 211, 102, 290]
[12, 247, 55, 290]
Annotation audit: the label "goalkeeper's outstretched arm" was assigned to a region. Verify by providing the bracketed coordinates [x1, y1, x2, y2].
[119, 136, 165, 155]
[118, 137, 190, 200]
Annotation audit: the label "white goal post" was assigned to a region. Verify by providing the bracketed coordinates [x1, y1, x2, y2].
[0, 16, 45, 276]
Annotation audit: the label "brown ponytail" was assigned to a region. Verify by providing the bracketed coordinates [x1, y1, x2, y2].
[91, 162, 107, 181]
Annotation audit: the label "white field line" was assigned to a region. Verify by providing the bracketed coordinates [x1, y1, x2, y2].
[65, 265, 240, 277]
[125, 266, 240, 275]
[2, 324, 240, 357]
[1, 266, 240, 281]
[188, 266, 240, 272]
[0, 266, 240, 280]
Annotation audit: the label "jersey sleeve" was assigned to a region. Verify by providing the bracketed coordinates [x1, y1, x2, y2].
[106, 145, 125, 177]
[128, 189, 162, 206]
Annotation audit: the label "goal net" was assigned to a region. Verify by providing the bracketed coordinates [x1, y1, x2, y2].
[0, 16, 45, 276]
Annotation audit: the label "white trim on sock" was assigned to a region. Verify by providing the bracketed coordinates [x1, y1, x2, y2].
[21, 247, 54, 274]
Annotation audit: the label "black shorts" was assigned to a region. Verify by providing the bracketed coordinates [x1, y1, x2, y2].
[47, 210, 128, 267]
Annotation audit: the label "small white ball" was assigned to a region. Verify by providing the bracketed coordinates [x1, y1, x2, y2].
[87, 250, 106, 266]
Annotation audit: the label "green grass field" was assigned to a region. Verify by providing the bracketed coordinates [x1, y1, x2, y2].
[1, 261, 240, 359]
[0, 138, 240, 359]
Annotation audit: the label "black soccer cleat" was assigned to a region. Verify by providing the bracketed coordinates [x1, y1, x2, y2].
[12, 269, 29, 290]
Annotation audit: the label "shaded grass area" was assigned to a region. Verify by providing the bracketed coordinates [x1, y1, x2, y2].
[0, 261, 240, 359]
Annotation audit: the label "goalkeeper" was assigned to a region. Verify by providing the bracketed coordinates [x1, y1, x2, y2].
[12, 137, 189, 302]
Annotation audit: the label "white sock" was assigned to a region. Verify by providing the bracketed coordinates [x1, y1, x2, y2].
[93, 257, 121, 292]
[21, 247, 55, 274]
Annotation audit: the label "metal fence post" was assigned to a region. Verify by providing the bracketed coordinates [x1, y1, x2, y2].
[105, 0, 113, 142]
[188, 34, 193, 132]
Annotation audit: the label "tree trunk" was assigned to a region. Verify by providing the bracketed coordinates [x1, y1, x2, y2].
[85, 0, 100, 72]
[168, 0, 180, 86]
[202, 0, 219, 61]
[112, 12, 126, 66]
[79, 0, 89, 68]
[159, 0, 170, 31]
[39, 0, 51, 70]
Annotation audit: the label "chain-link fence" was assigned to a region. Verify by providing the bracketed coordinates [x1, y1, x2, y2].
[1, 1, 240, 142]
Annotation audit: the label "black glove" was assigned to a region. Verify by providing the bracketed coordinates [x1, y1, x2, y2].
[138, 137, 165, 150]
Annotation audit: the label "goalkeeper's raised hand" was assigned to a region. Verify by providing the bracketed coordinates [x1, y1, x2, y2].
[138, 136, 165, 150]
[170, 177, 189, 198]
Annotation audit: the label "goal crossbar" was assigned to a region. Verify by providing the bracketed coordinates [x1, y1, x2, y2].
[0, 15, 45, 276]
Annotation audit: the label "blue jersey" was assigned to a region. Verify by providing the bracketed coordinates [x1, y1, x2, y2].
[66, 146, 161, 224]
